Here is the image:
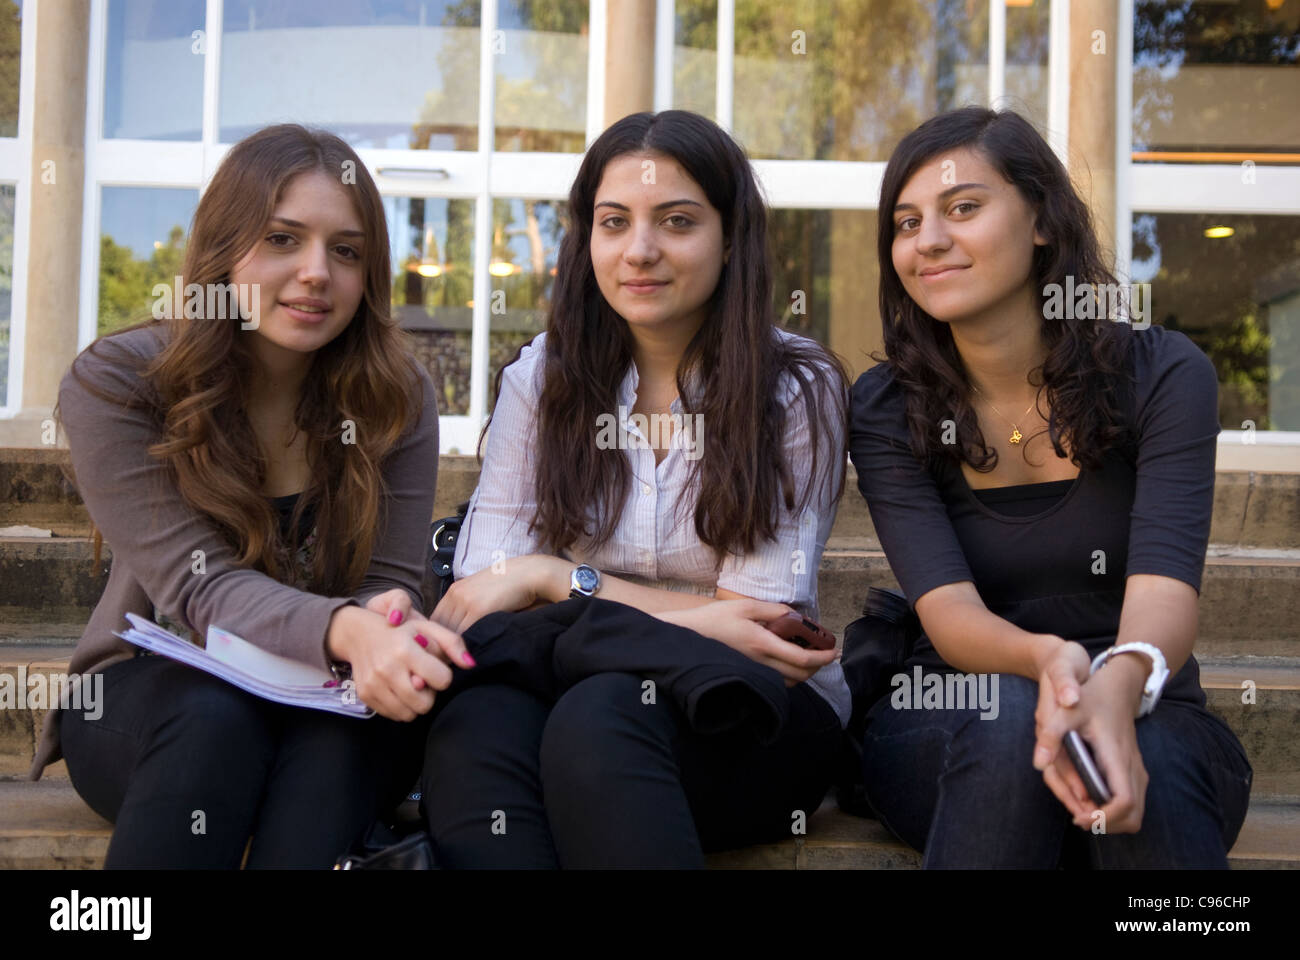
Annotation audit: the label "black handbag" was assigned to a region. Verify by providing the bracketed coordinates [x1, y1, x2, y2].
[427, 501, 470, 607]
[834, 586, 922, 817]
[334, 820, 438, 870]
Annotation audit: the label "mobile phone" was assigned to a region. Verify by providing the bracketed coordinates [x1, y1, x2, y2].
[764, 611, 837, 651]
[1063, 729, 1112, 806]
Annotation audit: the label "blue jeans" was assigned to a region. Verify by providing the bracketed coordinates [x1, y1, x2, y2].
[861, 672, 1253, 868]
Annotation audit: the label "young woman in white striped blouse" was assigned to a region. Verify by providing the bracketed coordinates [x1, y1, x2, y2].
[421, 110, 852, 868]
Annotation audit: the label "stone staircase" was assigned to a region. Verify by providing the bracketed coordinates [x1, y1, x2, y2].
[2, 447, 1297, 868]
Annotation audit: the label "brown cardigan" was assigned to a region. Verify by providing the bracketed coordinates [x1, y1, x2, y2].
[29, 324, 440, 779]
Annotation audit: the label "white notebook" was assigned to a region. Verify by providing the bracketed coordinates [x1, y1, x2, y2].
[116, 613, 373, 718]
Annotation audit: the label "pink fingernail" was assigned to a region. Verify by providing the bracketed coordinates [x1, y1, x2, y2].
[462, 652, 477, 667]
[388, 609, 404, 626]
[414, 634, 428, 648]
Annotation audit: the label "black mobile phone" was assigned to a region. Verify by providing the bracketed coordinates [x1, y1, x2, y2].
[1063, 729, 1112, 806]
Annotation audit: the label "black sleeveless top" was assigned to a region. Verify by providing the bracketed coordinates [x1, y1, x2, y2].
[848, 325, 1220, 706]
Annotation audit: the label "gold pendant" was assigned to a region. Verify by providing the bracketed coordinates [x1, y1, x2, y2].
[1009, 427, 1023, 444]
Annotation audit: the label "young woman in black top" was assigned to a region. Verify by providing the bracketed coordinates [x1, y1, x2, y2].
[849, 107, 1252, 868]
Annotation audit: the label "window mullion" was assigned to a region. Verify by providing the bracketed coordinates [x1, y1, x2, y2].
[716, 0, 734, 133]
[201, 0, 222, 182]
[988, 0, 1006, 107]
[469, 0, 498, 435]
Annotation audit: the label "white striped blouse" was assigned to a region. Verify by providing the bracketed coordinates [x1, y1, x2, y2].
[453, 328, 852, 727]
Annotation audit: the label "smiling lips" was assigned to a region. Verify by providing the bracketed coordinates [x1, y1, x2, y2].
[280, 299, 331, 320]
[623, 278, 668, 293]
[920, 265, 968, 280]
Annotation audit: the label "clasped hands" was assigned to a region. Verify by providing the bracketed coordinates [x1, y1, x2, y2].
[1032, 638, 1153, 833]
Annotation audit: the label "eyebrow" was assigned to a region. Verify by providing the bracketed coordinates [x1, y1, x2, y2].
[594, 199, 704, 212]
[893, 183, 990, 214]
[269, 215, 365, 238]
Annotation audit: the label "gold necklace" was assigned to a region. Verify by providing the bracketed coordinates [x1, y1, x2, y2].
[971, 384, 1037, 445]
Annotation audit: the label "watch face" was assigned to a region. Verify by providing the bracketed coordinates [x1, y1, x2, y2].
[574, 566, 599, 594]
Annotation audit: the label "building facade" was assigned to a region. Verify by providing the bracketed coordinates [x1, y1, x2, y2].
[0, 0, 1296, 469]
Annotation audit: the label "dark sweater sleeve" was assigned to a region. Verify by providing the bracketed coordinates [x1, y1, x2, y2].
[58, 330, 436, 671]
[1124, 326, 1219, 593]
[848, 363, 973, 608]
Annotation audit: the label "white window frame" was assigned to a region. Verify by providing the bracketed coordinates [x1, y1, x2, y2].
[79, 0, 604, 453]
[0, 1, 38, 417]
[1115, 0, 1300, 450]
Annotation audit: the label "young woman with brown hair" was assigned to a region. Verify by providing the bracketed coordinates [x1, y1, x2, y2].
[850, 107, 1251, 868]
[420, 110, 852, 868]
[33, 124, 469, 868]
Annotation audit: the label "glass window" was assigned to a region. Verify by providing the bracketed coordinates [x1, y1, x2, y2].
[0, 184, 13, 403]
[220, 1, 480, 150]
[1005, 0, 1050, 131]
[494, 0, 588, 152]
[487, 197, 566, 408]
[386, 195, 476, 415]
[104, 0, 205, 141]
[769, 208, 878, 380]
[1131, 212, 1300, 430]
[1134, 0, 1300, 158]
[730, 0, 988, 161]
[673, 0, 718, 121]
[98, 187, 198, 336]
[0, 1, 21, 139]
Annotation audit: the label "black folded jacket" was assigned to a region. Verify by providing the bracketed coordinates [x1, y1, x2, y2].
[443, 598, 790, 744]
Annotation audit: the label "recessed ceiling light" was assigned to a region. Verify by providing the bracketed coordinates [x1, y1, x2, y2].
[1204, 226, 1235, 239]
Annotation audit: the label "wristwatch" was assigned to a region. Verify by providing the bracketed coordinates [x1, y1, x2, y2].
[569, 563, 601, 599]
[1090, 642, 1169, 718]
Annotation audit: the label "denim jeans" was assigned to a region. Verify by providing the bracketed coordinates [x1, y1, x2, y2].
[861, 671, 1253, 868]
[60, 654, 428, 868]
[420, 672, 843, 868]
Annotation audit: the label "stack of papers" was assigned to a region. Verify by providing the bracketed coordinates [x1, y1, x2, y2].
[116, 613, 374, 718]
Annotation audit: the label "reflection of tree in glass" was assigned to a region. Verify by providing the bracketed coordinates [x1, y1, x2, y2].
[0, 184, 11, 396]
[1133, 1, 1192, 152]
[412, 0, 481, 152]
[393, 198, 476, 416]
[424, 0, 587, 154]
[0, 1, 19, 139]
[1209, 310, 1273, 430]
[98, 225, 186, 336]
[494, 0, 588, 152]
[679, 0, 988, 161]
[487, 199, 567, 410]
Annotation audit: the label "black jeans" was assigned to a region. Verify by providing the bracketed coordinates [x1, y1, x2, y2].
[420, 672, 843, 868]
[60, 654, 428, 869]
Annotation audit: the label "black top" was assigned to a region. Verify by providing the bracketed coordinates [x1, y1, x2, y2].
[848, 324, 1219, 705]
[268, 491, 315, 545]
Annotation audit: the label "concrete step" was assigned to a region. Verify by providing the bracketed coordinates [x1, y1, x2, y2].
[4, 538, 1299, 657]
[1, 778, 1293, 870]
[0, 449, 482, 534]
[814, 548, 1300, 654]
[4, 448, 1299, 550]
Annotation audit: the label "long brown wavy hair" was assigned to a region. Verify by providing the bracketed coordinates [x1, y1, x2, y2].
[488, 110, 850, 559]
[877, 107, 1135, 471]
[66, 124, 423, 595]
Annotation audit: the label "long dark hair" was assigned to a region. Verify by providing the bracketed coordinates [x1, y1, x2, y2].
[491, 109, 849, 558]
[64, 124, 422, 595]
[877, 106, 1134, 471]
